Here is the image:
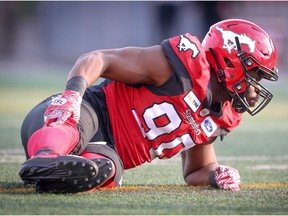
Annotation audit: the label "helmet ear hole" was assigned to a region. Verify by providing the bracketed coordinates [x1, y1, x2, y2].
[224, 57, 235, 68]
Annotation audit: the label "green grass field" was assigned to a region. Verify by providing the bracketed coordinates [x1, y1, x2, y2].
[0, 63, 287, 215]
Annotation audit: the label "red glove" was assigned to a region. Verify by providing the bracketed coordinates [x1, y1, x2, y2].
[44, 90, 82, 127]
[214, 165, 241, 191]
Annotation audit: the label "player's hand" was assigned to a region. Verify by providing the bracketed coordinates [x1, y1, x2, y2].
[44, 90, 82, 127]
[214, 165, 241, 191]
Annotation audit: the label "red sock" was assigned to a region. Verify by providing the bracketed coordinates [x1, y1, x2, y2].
[27, 123, 79, 158]
[80, 151, 117, 190]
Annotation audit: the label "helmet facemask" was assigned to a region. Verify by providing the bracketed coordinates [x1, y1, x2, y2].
[231, 73, 273, 115]
[210, 36, 279, 116]
[231, 36, 278, 115]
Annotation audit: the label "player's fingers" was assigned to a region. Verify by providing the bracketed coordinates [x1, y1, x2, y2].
[216, 166, 229, 173]
[44, 118, 55, 127]
[57, 111, 72, 125]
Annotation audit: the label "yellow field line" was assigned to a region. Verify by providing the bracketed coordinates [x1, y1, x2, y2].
[0, 187, 35, 193]
[241, 183, 288, 189]
[1, 183, 287, 193]
[111, 183, 288, 191]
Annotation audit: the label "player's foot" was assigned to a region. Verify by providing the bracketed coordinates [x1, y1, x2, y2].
[19, 155, 114, 193]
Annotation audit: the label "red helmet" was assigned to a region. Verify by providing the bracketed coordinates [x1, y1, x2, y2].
[202, 19, 278, 115]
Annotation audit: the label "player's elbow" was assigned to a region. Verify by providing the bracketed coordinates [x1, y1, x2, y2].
[184, 176, 194, 186]
[77, 51, 103, 66]
[183, 174, 207, 187]
[183, 163, 219, 187]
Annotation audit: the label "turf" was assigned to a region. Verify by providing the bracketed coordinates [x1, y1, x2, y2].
[0, 64, 287, 215]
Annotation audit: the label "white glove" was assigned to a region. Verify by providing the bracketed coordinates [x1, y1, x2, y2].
[44, 90, 82, 127]
[213, 165, 241, 191]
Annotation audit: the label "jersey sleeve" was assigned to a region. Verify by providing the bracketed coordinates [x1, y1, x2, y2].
[161, 33, 211, 101]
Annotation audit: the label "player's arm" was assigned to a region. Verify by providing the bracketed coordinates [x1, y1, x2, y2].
[181, 143, 218, 186]
[67, 45, 173, 87]
[181, 142, 241, 191]
[44, 45, 172, 126]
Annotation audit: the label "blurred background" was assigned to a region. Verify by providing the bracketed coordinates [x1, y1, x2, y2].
[0, 1, 287, 74]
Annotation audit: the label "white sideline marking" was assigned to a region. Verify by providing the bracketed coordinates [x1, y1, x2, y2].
[247, 164, 288, 170]
[0, 149, 26, 163]
[217, 155, 288, 161]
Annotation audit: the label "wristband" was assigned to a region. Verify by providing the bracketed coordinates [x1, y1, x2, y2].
[208, 170, 219, 188]
[65, 76, 87, 96]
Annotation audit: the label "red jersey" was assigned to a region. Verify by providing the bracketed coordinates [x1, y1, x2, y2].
[102, 33, 243, 169]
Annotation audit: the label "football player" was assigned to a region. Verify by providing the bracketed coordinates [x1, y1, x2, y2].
[19, 19, 278, 193]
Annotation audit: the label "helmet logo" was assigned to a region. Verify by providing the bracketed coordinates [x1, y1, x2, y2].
[216, 26, 255, 54]
[177, 35, 200, 58]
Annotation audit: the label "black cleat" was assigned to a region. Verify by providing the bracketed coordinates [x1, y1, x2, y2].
[90, 157, 115, 187]
[19, 155, 113, 193]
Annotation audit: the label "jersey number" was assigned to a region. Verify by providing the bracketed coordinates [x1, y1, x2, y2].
[133, 102, 195, 158]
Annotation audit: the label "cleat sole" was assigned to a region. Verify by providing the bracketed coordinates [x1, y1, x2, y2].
[19, 155, 114, 193]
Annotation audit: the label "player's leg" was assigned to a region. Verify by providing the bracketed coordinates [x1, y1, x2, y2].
[20, 95, 80, 159]
[19, 97, 99, 192]
[20, 95, 94, 159]
[20, 95, 52, 159]
[19, 97, 121, 193]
